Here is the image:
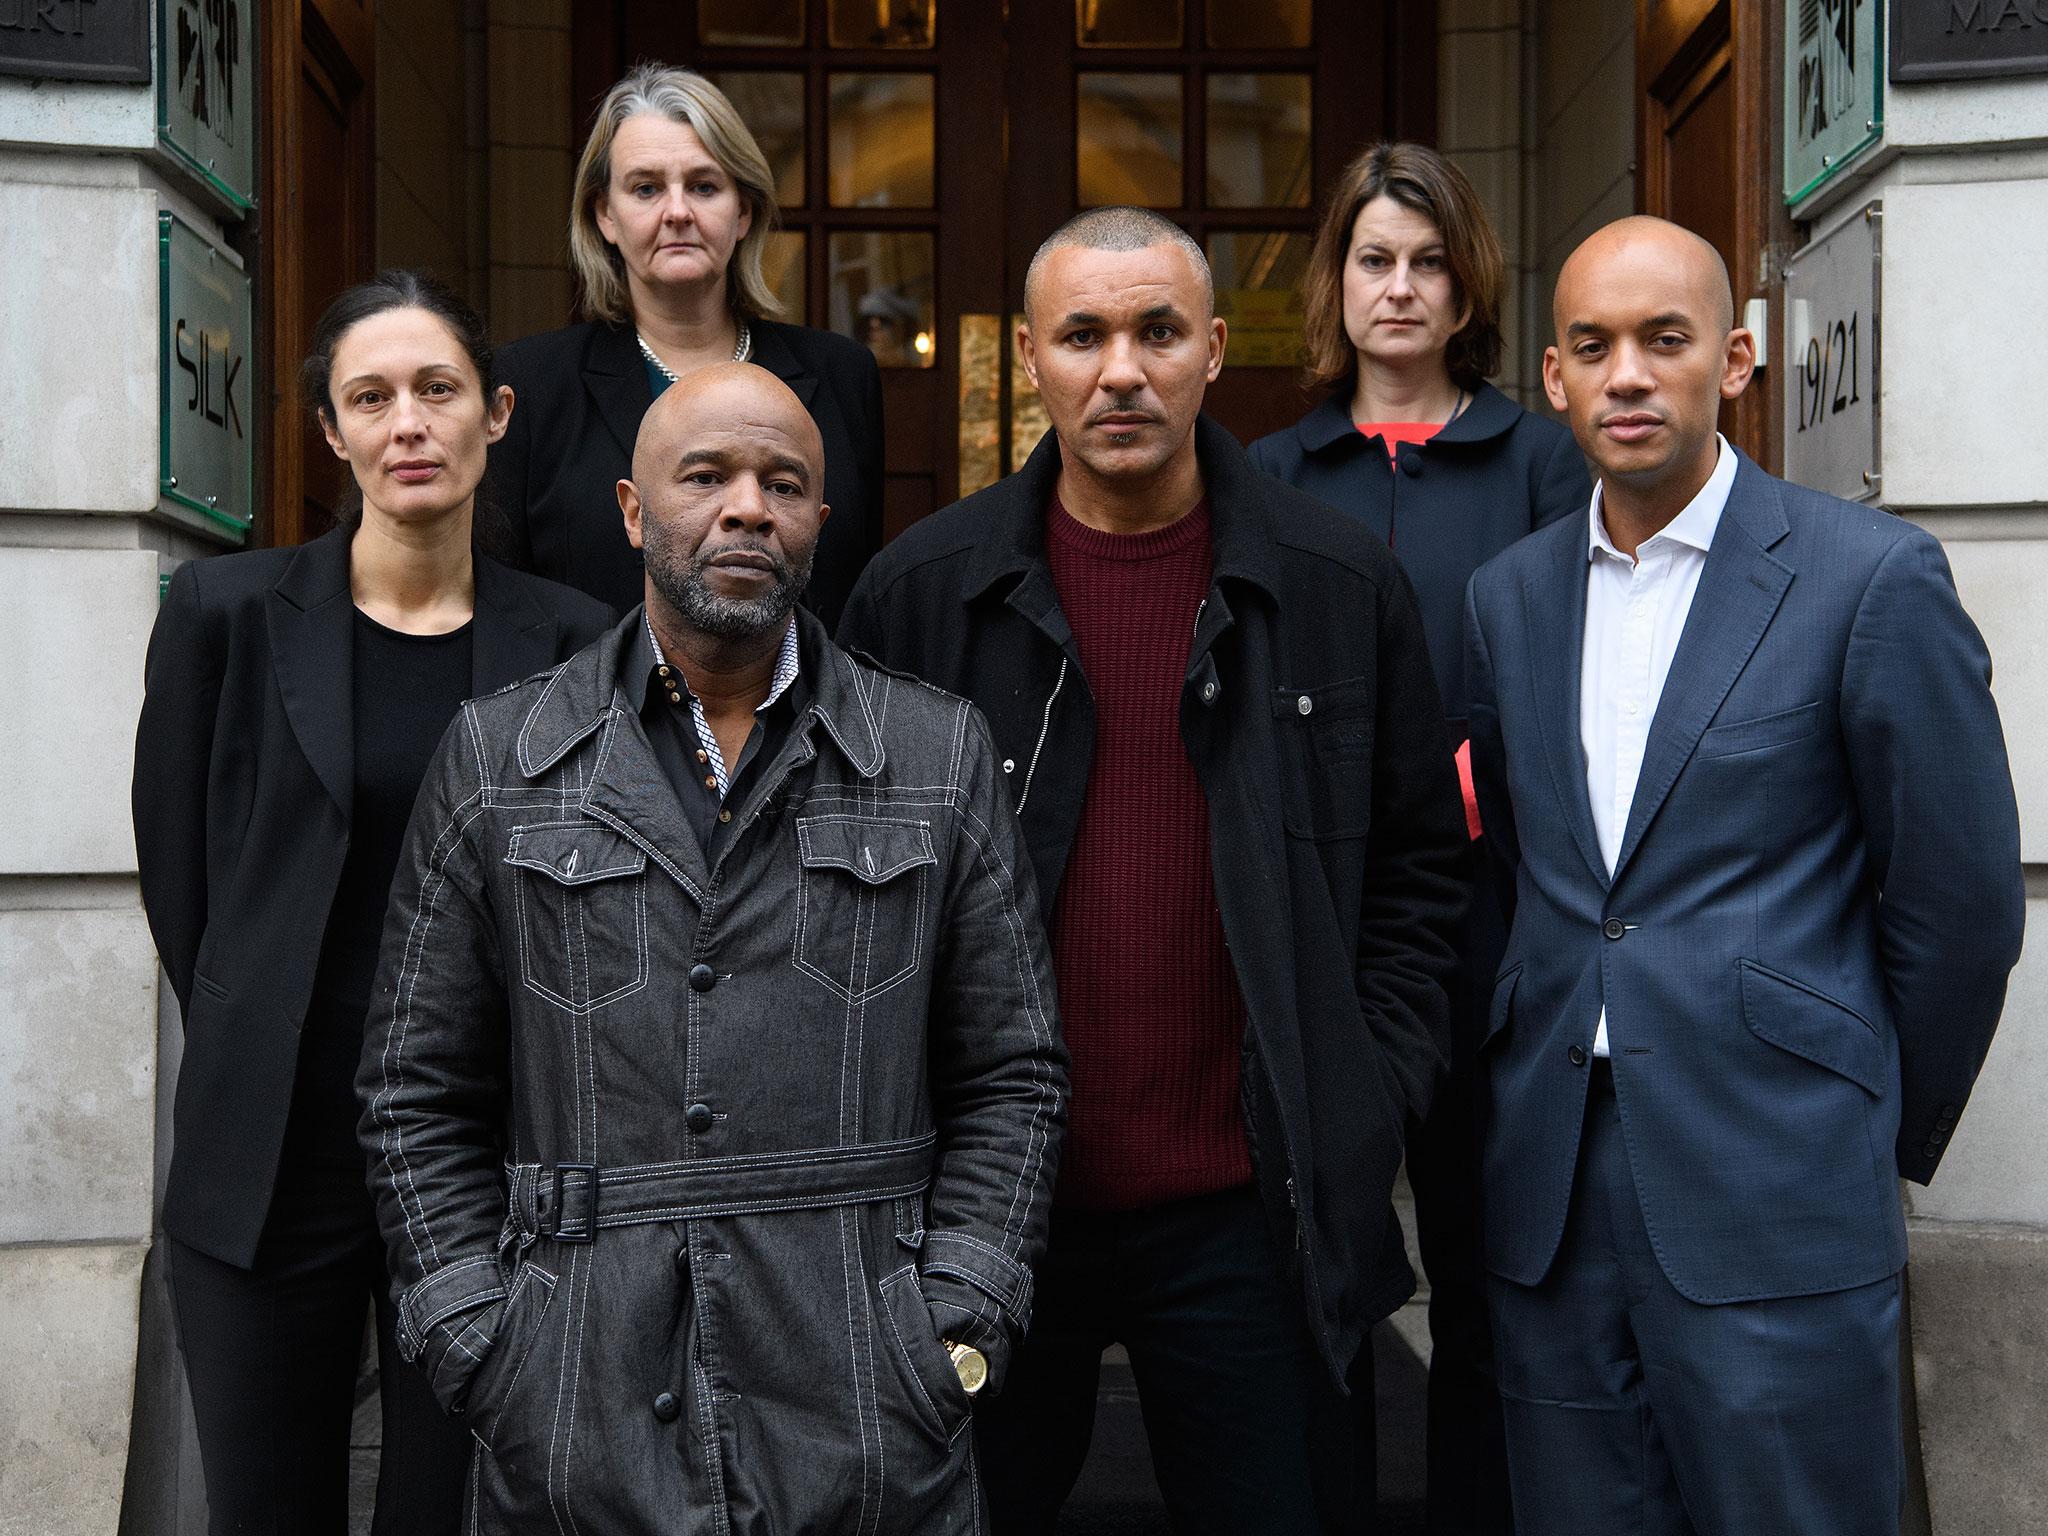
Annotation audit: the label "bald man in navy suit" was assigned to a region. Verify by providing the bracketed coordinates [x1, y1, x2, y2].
[1463, 217, 2023, 1534]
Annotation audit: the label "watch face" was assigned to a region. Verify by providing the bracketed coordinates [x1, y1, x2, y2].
[950, 1343, 989, 1395]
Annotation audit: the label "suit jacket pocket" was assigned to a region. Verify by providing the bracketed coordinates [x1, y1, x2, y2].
[1695, 701, 1820, 759]
[504, 821, 650, 1013]
[1738, 959, 1886, 1095]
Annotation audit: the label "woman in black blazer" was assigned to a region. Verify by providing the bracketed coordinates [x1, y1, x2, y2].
[1248, 143, 1589, 1536]
[488, 62, 883, 630]
[133, 272, 612, 1535]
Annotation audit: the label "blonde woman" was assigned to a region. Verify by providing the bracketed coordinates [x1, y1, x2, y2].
[489, 63, 882, 628]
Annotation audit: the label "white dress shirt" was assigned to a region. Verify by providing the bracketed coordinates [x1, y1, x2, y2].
[1582, 436, 1737, 1055]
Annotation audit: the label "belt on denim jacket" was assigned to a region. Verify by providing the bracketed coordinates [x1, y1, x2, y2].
[508, 1131, 938, 1242]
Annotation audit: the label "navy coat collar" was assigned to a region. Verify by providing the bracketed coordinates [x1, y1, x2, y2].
[1292, 379, 1527, 456]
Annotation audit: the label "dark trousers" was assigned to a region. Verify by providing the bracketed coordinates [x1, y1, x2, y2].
[167, 1151, 472, 1535]
[1488, 1069, 1904, 1536]
[975, 1184, 1375, 1536]
[1405, 1059, 1515, 1535]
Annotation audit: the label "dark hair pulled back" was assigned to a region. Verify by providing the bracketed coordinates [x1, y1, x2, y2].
[299, 270, 510, 549]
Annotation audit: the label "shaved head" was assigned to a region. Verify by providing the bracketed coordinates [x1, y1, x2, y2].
[1024, 206, 1214, 324]
[620, 361, 828, 644]
[1554, 215, 1735, 340]
[631, 361, 822, 489]
[1542, 215, 1755, 541]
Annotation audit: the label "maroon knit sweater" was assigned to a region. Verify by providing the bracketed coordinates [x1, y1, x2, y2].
[1045, 496, 1253, 1210]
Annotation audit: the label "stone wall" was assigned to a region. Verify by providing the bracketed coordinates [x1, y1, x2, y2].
[0, 80, 227, 1534]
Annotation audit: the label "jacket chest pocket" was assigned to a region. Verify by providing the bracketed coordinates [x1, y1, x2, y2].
[792, 815, 938, 1006]
[503, 822, 650, 1013]
[1273, 678, 1375, 840]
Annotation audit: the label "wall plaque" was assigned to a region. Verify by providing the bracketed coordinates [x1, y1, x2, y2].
[1782, 202, 1882, 504]
[159, 212, 254, 543]
[1783, 0, 1883, 205]
[0, 0, 148, 82]
[158, 0, 255, 212]
[1893, 0, 2048, 80]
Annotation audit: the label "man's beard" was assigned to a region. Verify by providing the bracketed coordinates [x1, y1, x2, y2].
[648, 535, 811, 640]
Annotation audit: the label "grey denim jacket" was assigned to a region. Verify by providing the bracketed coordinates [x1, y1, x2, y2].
[358, 611, 1067, 1533]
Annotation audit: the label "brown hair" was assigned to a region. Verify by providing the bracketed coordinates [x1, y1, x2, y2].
[1301, 142, 1506, 391]
[569, 63, 783, 324]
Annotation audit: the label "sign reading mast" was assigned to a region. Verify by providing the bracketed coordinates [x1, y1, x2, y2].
[1782, 202, 1882, 505]
[1893, 0, 2048, 81]
[159, 213, 253, 544]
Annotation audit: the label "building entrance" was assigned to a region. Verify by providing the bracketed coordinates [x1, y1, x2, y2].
[576, 0, 1430, 534]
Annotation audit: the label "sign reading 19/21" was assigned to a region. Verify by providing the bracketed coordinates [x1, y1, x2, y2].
[1783, 202, 1882, 505]
[1795, 309, 1863, 435]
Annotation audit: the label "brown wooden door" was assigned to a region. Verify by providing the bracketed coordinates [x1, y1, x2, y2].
[1637, 0, 1789, 467]
[584, 0, 1421, 530]
[262, 0, 376, 547]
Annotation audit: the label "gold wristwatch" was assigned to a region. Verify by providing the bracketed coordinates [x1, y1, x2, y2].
[943, 1340, 988, 1396]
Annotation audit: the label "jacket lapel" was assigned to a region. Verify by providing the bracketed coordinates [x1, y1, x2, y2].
[748, 320, 821, 410]
[471, 555, 560, 696]
[1610, 460, 1794, 880]
[265, 527, 357, 821]
[584, 322, 657, 464]
[1522, 522, 1607, 887]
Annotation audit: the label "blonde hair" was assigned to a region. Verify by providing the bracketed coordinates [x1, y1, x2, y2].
[569, 63, 784, 324]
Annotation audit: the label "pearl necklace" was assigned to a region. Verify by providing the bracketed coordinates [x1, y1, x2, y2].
[636, 320, 752, 383]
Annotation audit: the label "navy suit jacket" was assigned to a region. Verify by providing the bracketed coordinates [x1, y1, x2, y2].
[1463, 453, 2023, 1303]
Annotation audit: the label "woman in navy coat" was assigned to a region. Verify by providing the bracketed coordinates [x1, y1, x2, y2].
[487, 63, 882, 630]
[1249, 142, 1588, 1536]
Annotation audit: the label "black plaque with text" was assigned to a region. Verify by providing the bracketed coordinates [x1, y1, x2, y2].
[1893, 0, 2048, 80]
[0, 0, 149, 83]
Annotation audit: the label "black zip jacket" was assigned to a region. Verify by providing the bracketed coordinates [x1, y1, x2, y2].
[839, 415, 1468, 1384]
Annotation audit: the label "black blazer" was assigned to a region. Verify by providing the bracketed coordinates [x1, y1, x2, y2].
[132, 527, 613, 1267]
[1249, 382, 1589, 727]
[486, 316, 885, 631]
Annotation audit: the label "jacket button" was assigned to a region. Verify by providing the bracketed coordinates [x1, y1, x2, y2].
[1296, 695, 1313, 716]
[652, 1391, 681, 1423]
[1201, 681, 1218, 703]
[685, 1102, 715, 1134]
[1568, 1044, 1588, 1067]
[1603, 918, 1626, 941]
[689, 964, 716, 992]
[1399, 447, 1424, 477]
[1937, 1104, 1959, 1126]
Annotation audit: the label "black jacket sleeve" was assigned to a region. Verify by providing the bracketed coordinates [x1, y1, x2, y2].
[132, 560, 226, 1017]
[1355, 567, 1470, 1122]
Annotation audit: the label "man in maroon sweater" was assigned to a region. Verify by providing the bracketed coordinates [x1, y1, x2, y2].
[840, 208, 1468, 1534]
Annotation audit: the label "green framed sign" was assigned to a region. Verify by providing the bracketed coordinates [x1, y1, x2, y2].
[157, 0, 256, 214]
[159, 213, 254, 544]
[1783, 0, 1883, 206]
